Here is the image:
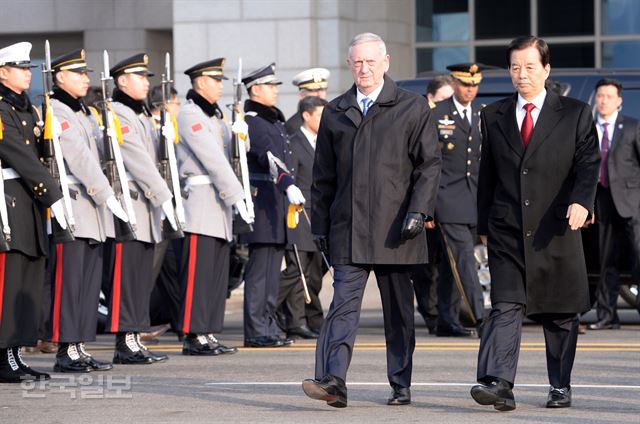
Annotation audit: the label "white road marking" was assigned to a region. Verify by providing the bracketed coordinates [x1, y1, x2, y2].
[205, 382, 640, 389]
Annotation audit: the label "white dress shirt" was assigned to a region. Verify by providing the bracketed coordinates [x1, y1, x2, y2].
[596, 111, 618, 150]
[452, 96, 472, 125]
[516, 89, 547, 130]
[299, 125, 317, 150]
[356, 80, 385, 112]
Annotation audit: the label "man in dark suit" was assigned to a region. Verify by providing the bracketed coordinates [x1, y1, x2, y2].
[432, 63, 487, 337]
[471, 36, 600, 411]
[284, 68, 329, 136]
[277, 96, 327, 339]
[302, 32, 440, 408]
[587, 78, 640, 330]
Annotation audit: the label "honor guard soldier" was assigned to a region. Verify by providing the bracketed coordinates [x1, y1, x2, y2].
[47, 49, 128, 372]
[240, 63, 306, 348]
[432, 63, 487, 337]
[107, 53, 176, 364]
[284, 68, 329, 135]
[277, 95, 328, 339]
[0, 42, 66, 382]
[176, 58, 253, 355]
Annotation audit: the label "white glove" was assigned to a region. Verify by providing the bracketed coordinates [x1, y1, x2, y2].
[161, 122, 176, 142]
[51, 116, 63, 138]
[286, 185, 306, 205]
[234, 200, 254, 225]
[50, 199, 68, 230]
[106, 195, 129, 222]
[161, 199, 178, 231]
[231, 120, 249, 139]
[175, 202, 186, 227]
[106, 126, 118, 141]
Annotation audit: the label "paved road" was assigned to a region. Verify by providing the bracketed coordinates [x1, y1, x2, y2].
[2, 275, 639, 423]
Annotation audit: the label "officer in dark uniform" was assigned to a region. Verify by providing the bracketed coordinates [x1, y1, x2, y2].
[0, 42, 65, 383]
[432, 63, 487, 337]
[284, 68, 329, 136]
[48, 49, 126, 372]
[240, 63, 305, 348]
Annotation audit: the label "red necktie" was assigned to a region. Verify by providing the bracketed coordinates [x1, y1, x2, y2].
[521, 103, 535, 148]
[600, 122, 610, 188]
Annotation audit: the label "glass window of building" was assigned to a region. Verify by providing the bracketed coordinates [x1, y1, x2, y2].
[548, 43, 595, 67]
[416, 0, 469, 42]
[417, 47, 470, 73]
[476, 46, 509, 69]
[475, 0, 530, 39]
[539, 0, 594, 36]
[602, 41, 640, 67]
[602, 0, 640, 35]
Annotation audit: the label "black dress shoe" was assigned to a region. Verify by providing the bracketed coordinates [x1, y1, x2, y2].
[136, 333, 169, 362]
[0, 348, 30, 383]
[244, 336, 283, 348]
[387, 386, 411, 405]
[182, 334, 220, 356]
[587, 320, 621, 330]
[287, 325, 319, 339]
[302, 375, 347, 408]
[12, 347, 51, 380]
[436, 325, 473, 337]
[207, 335, 238, 355]
[113, 332, 153, 365]
[546, 387, 571, 408]
[271, 335, 294, 346]
[76, 343, 113, 371]
[53, 344, 92, 373]
[470, 378, 516, 411]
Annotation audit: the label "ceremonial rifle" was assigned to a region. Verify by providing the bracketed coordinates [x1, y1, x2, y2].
[230, 58, 255, 234]
[98, 50, 136, 241]
[158, 52, 185, 240]
[40, 40, 75, 243]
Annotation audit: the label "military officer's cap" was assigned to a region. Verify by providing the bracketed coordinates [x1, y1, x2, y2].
[110, 53, 154, 77]
[0, 42, 37, 68]
[52, 49, 92, 73]
[184, 58, 228, 80]
[292, 68, 330, 91]
[446, 63, 487, 86]
[242, 63, 282, 89]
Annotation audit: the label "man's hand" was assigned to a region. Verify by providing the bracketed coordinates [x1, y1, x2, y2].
[234, 200, 254, 225]
[231, 120, 249, 140]
[480, 235, 488, 246]
[50, 199, 68, 230]
[582, 212, 596, 228]
[106, 196, 129, 222]
[161, 199, 178, 231]
[401, 212, 425, 240]
[313, 235, 329, 256]
[161, 122, 176, 142]
[286, 185, 306, 205]
[566, 203, 589, 230]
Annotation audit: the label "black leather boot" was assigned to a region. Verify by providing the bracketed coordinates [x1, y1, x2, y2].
[113, 332, 153, 365]
[135, 333, 168, 362]
[0, 348, 29, 383]
[77, 342, 113, 371]
[54, 343, 92, 373]
[12, 346, 50, 380]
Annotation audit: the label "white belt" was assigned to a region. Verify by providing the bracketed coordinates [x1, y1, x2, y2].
[63, 175, 82, 185]
[2, 168, 20, 180]
[184, 175, 212, 192]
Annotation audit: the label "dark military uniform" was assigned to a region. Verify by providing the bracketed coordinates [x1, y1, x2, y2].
[239, 63, 297, 347]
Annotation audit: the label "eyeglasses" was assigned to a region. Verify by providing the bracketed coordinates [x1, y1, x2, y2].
[167, 100, 181, 105]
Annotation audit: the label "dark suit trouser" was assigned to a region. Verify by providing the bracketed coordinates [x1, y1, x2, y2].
[48, 240, 103, 343]
[178, 233, 230, 334]
[278, 249, 323, 330]
[594, 185, 640, 322]
[105, 240, 155, 333]
[411, 229, 440, 325]
[243, 244, 284, 339]
[437, 223, 485, 327]
[477, 302, 579, 388]
[0, 252, 46, 348]
[315, 264, 416, 388]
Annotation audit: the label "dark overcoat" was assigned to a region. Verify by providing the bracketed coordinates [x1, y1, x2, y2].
[286, 128, 316, 252]
[239, 99, 294, 245]
[477, 92, 600, 315]
[606, 114, 640, 219]
[433, 97, 482, 224]
[311, 75, 441, 265]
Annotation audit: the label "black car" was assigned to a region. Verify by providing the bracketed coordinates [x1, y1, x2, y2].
[398, 68, 640, 308]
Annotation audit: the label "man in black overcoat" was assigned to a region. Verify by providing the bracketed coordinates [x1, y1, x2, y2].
[302, 33, 441, 408]
[470, 36, 600, 411]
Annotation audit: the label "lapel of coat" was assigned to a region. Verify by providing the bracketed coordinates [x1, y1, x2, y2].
[337, 86, 362, 128]
[295, 128, 315, 161]
[609, 114, 625, 154]
[496, 94, 524, 158]
[523, 92, 563, 162]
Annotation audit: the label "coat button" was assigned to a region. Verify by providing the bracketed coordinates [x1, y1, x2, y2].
[468, 136, 472, 141]
[526, 230, 532, 237]
[145, 191, 153, 199]
[467, 147, 472, 152]
[467, 160, 471, 165]
[466, 172, 471, 177]
[522, 168, 528, 175]
[21, 120, 27, 126]
[524, 199, 530, 206]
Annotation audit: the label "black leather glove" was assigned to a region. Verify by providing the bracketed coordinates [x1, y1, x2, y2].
[401, 212, 425, 240]
[313, 234, 329, 257]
